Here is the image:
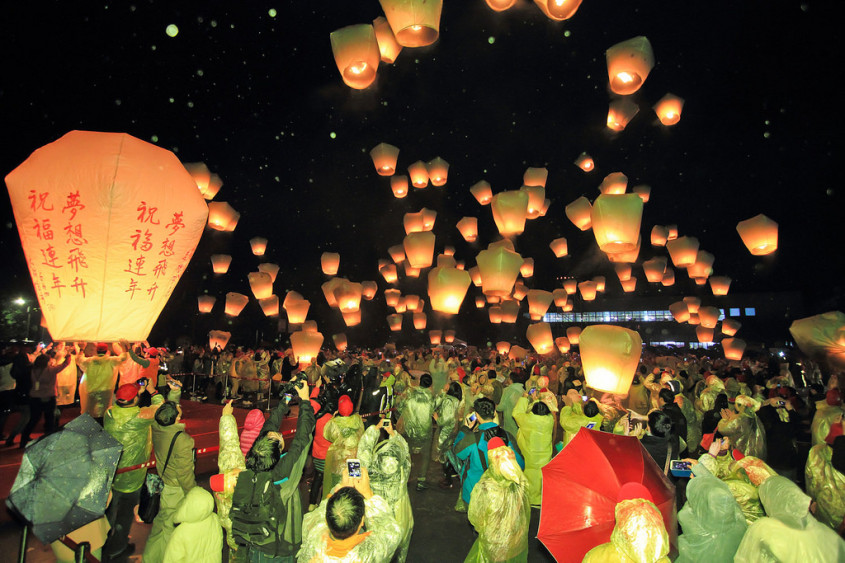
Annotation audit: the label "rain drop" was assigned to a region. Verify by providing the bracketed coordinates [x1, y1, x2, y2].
[268, 8, 277, 17]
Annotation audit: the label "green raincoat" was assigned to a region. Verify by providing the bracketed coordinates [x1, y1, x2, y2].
[104, 392, 164, 493]
[804, 443, 845, 530]
[396, 386, 434, 451]
[215, 411, 246, 551]
[511, 397, 553, 506]
[162, 487, 223, 563]
[433, 392, 462, 461]
[559, 402, 603, 446]
[322, 413, 365, 497]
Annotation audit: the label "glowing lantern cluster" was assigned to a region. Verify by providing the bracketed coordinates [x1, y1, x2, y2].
[599, 172, 628, 195]
[408, 161, 429, 188]
[606, 36, 654, 95]
[248, 272, 273, 300]
[579, 325, 643, 394]
[321, 252, 340, 275]
[476, 243, 523, 297]
[428, 267, 471, 314]
[198, 295, 216, 313]
[333, 333, 348, 352]
[372, 17, 403, 63]
[607, 99, 640, 131]
[590, 194, 643, 253]
[427, 157, 449, 186]
[211, 254, 232, 274]
[225, 293, 249, 317]
[565, 197, 593, 231]
[208, 330, 231, 351]
[736, 214, 778, 255]
[207, 201, 240, 231]
[491, 190, 529, 237]
[527, 290, 553, 320]
[574, 153, 594, 172]
[371, 142, 400, 175]
[404, 231, 435, 268]
[330, 24, 380, 89]
[684, 296, 701, 314]
[654, 93, 684, 126]
[184, 162, 223, 200]
[534, 0, 583, 21]
[291, 330, 324, 368]
[456, 217, 478, 242]
[527, 322, 554, 354]
[549, 237, 569, 258]
[379, 0, 443, 48]
[391, 175, 409, 198]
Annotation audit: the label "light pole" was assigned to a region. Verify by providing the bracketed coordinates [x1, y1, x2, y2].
[13, 297, 32, 341]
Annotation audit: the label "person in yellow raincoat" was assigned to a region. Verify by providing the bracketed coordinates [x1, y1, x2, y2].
[212, 399, 246, 555]
[695, 435, 767, 525]
[559, 390, 603, 447]
[805, 417, 845, 531]
[695, 375, 725, 416]
[77, 342, 129, 420]
[323, 395, 365, 497]
[512, 394, 554, 507]
[465, 437, 530, 563]
[811, 389, 843, 446]
[717, 395, 767, 460]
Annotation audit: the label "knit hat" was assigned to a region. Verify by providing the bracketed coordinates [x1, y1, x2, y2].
[240, 409, 265, 457]
[487, 437, 506, 450]
[826, 388, 842, 406]
[115, 384, 138, 402]
[338, 395, 353, 417]
[145, 347, 160, 357]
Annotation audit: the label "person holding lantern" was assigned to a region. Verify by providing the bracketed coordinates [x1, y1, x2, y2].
[77, 341, 130, 423]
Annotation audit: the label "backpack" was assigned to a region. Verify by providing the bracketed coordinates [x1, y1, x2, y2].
[230, 469, 285, 555]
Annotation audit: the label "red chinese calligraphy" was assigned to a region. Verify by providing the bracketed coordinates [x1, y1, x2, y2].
[33, 218, 54, 240]
[146, 283, 158, 300]
[165, 211, 185, 236]
[40, 245, 62, 269]
[152, 259, 167, 278]
[51, 274, 66, 297]
[64, 223, 88, 246]
[67, 248, 89, 273]
[130, 229, 154, 252]
[126, 279, 139, 299]
[71, 277, 88, 298]
[61, 191, 85, 221]
[124, 255, 147, 276]
[159, 238, 176, 257]
[28, 190, 54, 212]
[136, 201, 160, 224]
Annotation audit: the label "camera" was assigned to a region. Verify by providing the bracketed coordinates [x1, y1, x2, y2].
[279, 372, 307, 398]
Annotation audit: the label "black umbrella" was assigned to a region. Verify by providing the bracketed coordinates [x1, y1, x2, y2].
[7, 413, 122, 543]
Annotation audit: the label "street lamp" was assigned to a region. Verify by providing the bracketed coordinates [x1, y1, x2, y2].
[13, 297, 32, 341]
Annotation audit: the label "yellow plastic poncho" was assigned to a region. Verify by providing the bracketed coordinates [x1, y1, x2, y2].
[433, 391, 462, 461]
[322, 414, 365, 497]
[811, 400, 844, 446]
[697, 452, 765, 525]
[717, 397, 767, 460]
[512, 396, 553, 506]
[163, 487, 223, 563]
[695, 377, 725, 415]
[396, 385, 434, 451]
[465, 445, 530, 563]
[560, 401, 603, 447]
[357, 425, 413, 563]
[582, 498, 671, 563]
[805, 443, 845, 530]
[78, 354, 125, 418]
[215, 412, 246, 551]
[734, 475, 845, 562]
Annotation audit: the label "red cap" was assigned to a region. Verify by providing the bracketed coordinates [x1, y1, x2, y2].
[617, 482, 653, 503]
[826, 388, 842, 407]
[96, 343, 109, 355]
[457, 367, 466, 382]
[487, 437, 506, 450]
[115, 384, 139, 402]
[145, 347, 160, 357]
[338, 395, 353, 417]
[209, 473, 225, 492]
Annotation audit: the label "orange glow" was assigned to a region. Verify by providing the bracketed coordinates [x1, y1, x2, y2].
[476, 243, 523, 297]
[620, 276, 637, 292]
[404, 294, 421, 311]
[371, 142, 400, 176]
[736, 214, 778, 255]
[654, 93, 684, 126]
[403, 231, 436, 268]
[615, 263, 632, 281]
[421, 207, 437, 230]
[696, 326, 714, 343]
[650, 225, 669, 246]
[290, 330, 324, 368]
[527, 290, 553, 320]
[388, 244, 406, 264]
[342, 309, 361, 327]
[362, 281, 377, 300]
[469, 266, 482, 287]
[593, 276, 606, 292]
[384, 289, 401, 308]
[590, 194, 643, 253]
[553, 289, 568, 308]
[429, 330, 442, 345]
[574, 153, 595, 172]
[606, 236, 641, 263]
[606, 36, 654, 95]
[413, 312, 427, 330]
[427, 157, 449, 187]
[248, 272, 274, 300]
[470, 180, 493, 205]
[224, 292, 249, 317]
[520, 184, 546, 220]
[321, 252, 340, 275]
[642, 257, 668, 283]
[566, 326, 582, 344]
[436, 254, 456, 269]
[491, 190, 529, 237]
[688, 250, 715, 279]
[598, 172, 628, 195]
[207, 201, 240, 231]
[444, 330, 455, 343]
[387, 313, 403, 331]
[683, 296, 701, 314]
[249, 237, 268, 256]
[501, 300, 520, 323]
[579, 325, 643, 394]
[403, 211, 426, 234]
[330, 24, 380, 89]
[527, 322, 554, 354]
[209, 330, 231, 351]
[520, 258, 535, 278]
[390, 175, 409, 198]
[486, 0, 516, 10]
[699, 306, 720, 329]
[496, 341, 511, 355]
[563, 279, 578, 294]
[722, 318, 742, 336]
[198, 295, 216, 313]
[660, 268, 675, 287]
[258, 262, 279, 283]
[722, 338, 746, 360]
[475, 296, 485, 309]
[404, 262, 420, 278]
[428, 266, 471, 314]
[606, 98, 640, 131]
[555, 337, 571, 353]
[258, 295, 279, 317]
[333, 333, 348, 352]
[632, 184, 651, 202]
[578, 281, 598, 301]
[372, 16, 403, 63]
[211, 254, 232, 274]
[379, 0, 442, 47]
[512, 282, 528, 301]
[667, 225, 678, 240]
[549, 237, 569, 258]
[333, 280, 363, 313]
[284, 296, 310, 324]
[535, 0, 583, 20]
[666, 236, 700, 268]
[565, 196, 593, 231]
[489, 306, 503, 324]
[408, 160, 429, 188]
[669, 301, 689, 323]
[456, 217, 478, 242]
[709, 276, 731, 296]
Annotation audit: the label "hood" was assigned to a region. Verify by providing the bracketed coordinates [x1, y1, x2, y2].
[758, 475, 812, 529]
[240, 409, 265, 456]
[610, 499, 670, 563]
[173, 486, 215, 524]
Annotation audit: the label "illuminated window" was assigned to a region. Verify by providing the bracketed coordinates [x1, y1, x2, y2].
[730, 308, 741, 317]
[745, 307, 756, 316]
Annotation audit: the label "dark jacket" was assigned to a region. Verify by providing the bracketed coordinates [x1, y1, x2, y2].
[151, 420, 196, 493]
[661, 403, 688, 455]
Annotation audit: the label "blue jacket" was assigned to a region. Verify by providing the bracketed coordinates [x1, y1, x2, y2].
[454, 421, 524, 503]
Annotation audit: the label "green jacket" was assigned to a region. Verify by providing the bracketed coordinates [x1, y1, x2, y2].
[559, 402, 603, 446]
[512, 397, 554, 506]
[163, 487, 222, 563]
[105, 392, 164, 493]
[151, 421, 196, 493]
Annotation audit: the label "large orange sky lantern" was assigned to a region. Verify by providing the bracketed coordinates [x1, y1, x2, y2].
[330, 24, 380, 89]
[428, 266, 471, 314]
[527, 322, 554, 354]
[737, 214, 778, 255]
[291, 330, 324, 367]
[565, 196, 593, 230]
[404, 231, 436, 268]
[590, 194, 643, 253]
[491, 190, 529, 237]
[321, 252, 340, 275]
[580, 325, 643, 394]
[371, 142, 400, 175]
[379, 0, 443, 47]
[606, 36, 654, 95]
[476, 243, 523, 297]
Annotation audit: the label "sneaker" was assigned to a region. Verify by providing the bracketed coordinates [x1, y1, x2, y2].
[416, 481, 428, 491]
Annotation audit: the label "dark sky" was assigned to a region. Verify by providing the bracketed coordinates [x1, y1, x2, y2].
[2, 1, 842, 347]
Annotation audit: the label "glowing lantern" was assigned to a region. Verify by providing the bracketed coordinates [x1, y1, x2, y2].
[661, 268, 675, 287]
[284, 297, 311, 324]
[429, 330, 442, 345]
[496, 341, 511, 355]
[699, 306, 720, 329]
[334, 280, 364, 313]
[320, 279, 343, 308]
[384, 289, 402, 308]
[590, 194, 643, 253]
[599, 172, 628, 195]
[549, 237, 569, 258]
[390, 175, 409, 198]
[593, 276, 606, 292]
[520, 185, 546, 220]
[615, 263, 632, 281]
[444, 330, 456, 343]
[207, 201, 239, 231]
[722, 338, 746, 361]
[553, 289, 568, 308]
[475, 296, 485, 309]
[250, 237, 268, 256]
[330, 24, 380, 89]
[362, 281, 378, 300]
[696, 327, 714, 343]
[688, 313, 700, 326]
[527, 290, 553, 320]
[554, 337, 570, 354]
[683, 297, 701, 314]
[578, 281, 598, 301]
[563, 302, 574, 311]
[321, 252, 340, 275]
[436, 254, 457, 269]
[527, 322, 555, 354]
[606, 99, 640, 131]
[486, 0, 516, 10]
[667, 225, 678, 240]
[421, 208, 437, 231]
[512, 283, 528, 302]
[380, 264, 398, 283]
[688, 251, 715, 279]
[370, 142, 400, 175]
[501, 300, 520, 323]
[208, 330, 231, 351]
[404, 294, 421, 311]
[632, 185, 651, 203]
[378, 259, 390, 270]
[470, 181, 493, 205]
[333, 333, 348, 352]
[709, 276, 731, 296]
[372, 17, 403, 63]
[404, 262, 420, 278]
[565, 197, 593, 231]
[642, 257, 668, 283]
[413, 312, 427, 329]
[669, 301, 690, 323]
[666, 236, 700, 268]
[259, 295, 279, 317]
[607, 236, 641, 263]
[443, 246, 455, 257]
[566, 326, 582, 345]
[651, 226, 669, 247]
[654, 93, 684, 126]
[408, 160, 429, 188]
[258, 263, 280, 283]
[285, 290, 304, 309]
[248, 272, 274, 300]
[388, 244, 406, 263]
[522, 167, 548, 188]
[379, 0, 443, 47]
[722, 318, 741, 336]
[621, 276, 637, 292]
[185, 162, 211, 195]
[606, 36, 654, 95]
[291, 330, 324, 368]
[428, 267, 471, 314]
[574, 153, 595, 172]
[736, 214, 778, 255]
[534, 0, 583, 21]
[303, 321, 318, 333]
[342, 309, 361, 327]
[489, 239, 515, 252]
[204, 174, 223, 200]
[469, 266, 482, 287]
[520, 258, 535, 278]
[491, 190, 529, 237]
[393, 298, 408, 314]
[225, 293, 249, 317]
[427, 157, 449, 186]
[404, 232, 435, 268]
[211, 254, 233, 274]
[456, 217, 478, 242]
[476, 244, 523, 297]
[563, 280, 578, 294]
[580, 325, 643, 394]
[387, 313, 403, 331]
[198, 295, 216, 313]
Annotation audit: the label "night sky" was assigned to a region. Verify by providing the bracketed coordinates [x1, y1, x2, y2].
[2, 1, 843, 347]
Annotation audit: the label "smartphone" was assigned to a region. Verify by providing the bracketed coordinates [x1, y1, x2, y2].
[528, 388, 536, 396]
[283, 393, 293, 403]
[137, 377, 148, 387]
[581, 395, 588, 402]
[669, 460, 692, 478]
[469, 413, 477, 423]
[777, 400, 786, 407]
[347, 458, 362, 478]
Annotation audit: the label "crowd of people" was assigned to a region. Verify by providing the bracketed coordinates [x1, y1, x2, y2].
[2, 338, 845, 562]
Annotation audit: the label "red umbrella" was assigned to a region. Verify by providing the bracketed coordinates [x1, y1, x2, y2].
[538, 428, 676, 562]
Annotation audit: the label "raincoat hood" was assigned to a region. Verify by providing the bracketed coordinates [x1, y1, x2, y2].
[240, 409, 265, 456]
[757, 475, 811, 529]
[174, 486, 216, 524]
[610, 499, 671, 563]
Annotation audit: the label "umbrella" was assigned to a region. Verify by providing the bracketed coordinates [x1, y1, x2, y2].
[7, 413, 122, 543]
[538, 428, 676, 562]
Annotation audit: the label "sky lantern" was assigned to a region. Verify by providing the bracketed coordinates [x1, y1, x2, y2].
[384, 289, 402, 307]
[593, 276, 607, 292]
[370, 142, 400, 175]
[491, 190, 529, 237]
[211, 254, 232, 274]
[444, 330, 456, 343]
[667, 225, 678, 240]
[387, 313, 403, 331]
[342, 309, 361, 327]
[320, 279, 343, 308]
[578, 281, 598, 301]
[362, 281, 377, 300]
[489, 306, 503, 323]
[284, 296, 311, 324]
[709, 276, 731, 296]
[470, 180, 493, 205]
[332, 333, 348, 352]
[413, 312, 427, 330]
[372, 16, 403, 63]
[606, 237, 641, 263]
[249, 237, 268, 256]
[683, 296, 701, 314]
[590, 194, 643, 253]
[207, 201, 239, 231]
[699, 306, 720, 329]
[512, 282, 528, 301]
[393, 297, 408, 314]
[198, 295, 216, 313]
[404, 262, 421, 278]
[291, 330, 324, 368]
[523, 167, 548, 187]
[421, 207, 437, 230]
[443, 245, 455, 256]
[408, 160, 429, 188]
[520, 185, 546, 220]
[553, 289, 568, 308]
[736, 214, 778, 255]
[669, 301, 690, 323]
[688, 313, 700, 326]
[654, 93, 684, 126]
[598, 172, 628, 195]
[606, 98, 640, 131]
[388, 244, 406, 264]
[334, 280, 364, 313]
[258, 262, 280, 283]
[303, 320, 319, 333]
[527, 290, 554, 320]
[579, 325, 643, 394]
[330, 24, 380, 89]
[428, 266, 471, 314]
[259, 295, 279, 317]
[563, 302, 574, 312]
[563, 279, 578, 294]
[427, 157, 449, 186]
[403, 211, 425, 234]
[660, 268, 675, 287]
[621, 276, 637, 292]
[534, 0, 583, 21]
[549, 237, 569, 258]
[404, 294, 421, 311]
[380, 264, 399, 283]
[722, 338, 747, 361]
[475, 295, 485, 309]
[209, 330, 231, 352]
[606, 36, 654, 95]
[696, 326, 714, 343]
[509, 346, 529, 361]
[390, 175, 409, 198]
[201, 172, 223, 200]
[248, 272, 274, 300]
[429, 330, 442, 345]
[722, 318, 742, 336]
[666, 236, 700, 268]
[321, 252, 340, 275]
[574, 153, 595, 172]
[556, 336, 572, 354]
[404, 231, 435, 268]
[436, 254, 457, 268]
[224, 292, 249, 317]
[688, 251, 715, 279]
[565, 196, 593, 230]
[496, 341, 511, 355]
[614, 263, 632, 281]
[476, 243, 523, 297]
[632, 185, 651, 203]
[379, 0, 442, 47]
[284, 290, 304, 309]
[642, 257, 668, 282]
[456, 217, 479, 242]
[184, 162, 211, 195]
[501, 300, 520, 323]
[527, 322, 555, 354]
[520, 258, 535, 278]
[650, 225, 669, 246]
[6, 131, 213, 341]
[468, 266, 482, 287]
[566, 326, 582, 345]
